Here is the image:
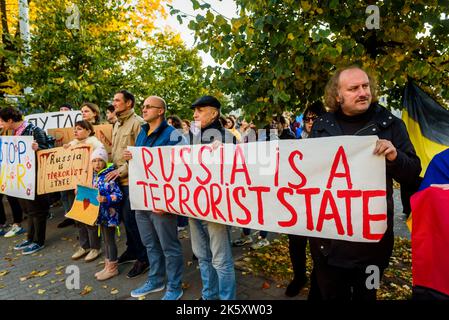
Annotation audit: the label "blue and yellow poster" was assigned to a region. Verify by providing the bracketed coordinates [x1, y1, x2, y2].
[66, 185, 99, 226]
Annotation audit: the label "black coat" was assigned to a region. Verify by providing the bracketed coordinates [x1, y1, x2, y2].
[189, 118, 236, 145]
[18, 123, 52, 214]
[309, 103, 421, 269]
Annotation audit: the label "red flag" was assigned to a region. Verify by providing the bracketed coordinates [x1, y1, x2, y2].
[411, 186, 449, 296]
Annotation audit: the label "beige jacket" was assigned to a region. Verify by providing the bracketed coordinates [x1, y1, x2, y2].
[111, 108, 144, 186]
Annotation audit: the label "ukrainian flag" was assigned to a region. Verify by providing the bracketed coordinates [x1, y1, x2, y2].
[411, 149, 449, 299]
[402, 81, 449, 176]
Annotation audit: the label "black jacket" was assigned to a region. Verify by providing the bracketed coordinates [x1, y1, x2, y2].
[22, 123, 53, 150]
[309, 103, 421, 269]
[18, 123, 52, 213]
[190, 119, 236, 145]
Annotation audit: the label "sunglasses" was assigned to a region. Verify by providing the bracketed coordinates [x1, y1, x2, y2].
[304, 116, 318, 123]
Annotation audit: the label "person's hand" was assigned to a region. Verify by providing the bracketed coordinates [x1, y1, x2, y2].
[31, 141, 39, 151]
[431, 184, 449, 190]
[373, 139, 397, 162]
[97, 195, 107, 203]
[63, 143, 70, 149]
[153, 208, 166, 214]
[105, 169, 120, 182]
[123, 150, 133, 161]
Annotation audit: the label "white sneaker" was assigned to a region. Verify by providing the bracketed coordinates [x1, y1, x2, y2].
[251, 238, 270, 250]
[4, 224, 25, 238]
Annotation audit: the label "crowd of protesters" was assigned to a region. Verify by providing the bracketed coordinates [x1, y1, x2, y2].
[0, 65, 430, 301]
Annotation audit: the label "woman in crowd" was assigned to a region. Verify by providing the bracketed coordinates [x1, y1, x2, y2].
[81, 102, 101, 125]
[0, 107, 53, 255]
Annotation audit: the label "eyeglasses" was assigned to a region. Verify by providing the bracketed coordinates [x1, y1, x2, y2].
[304, 116, 318, 123]
[142, 105, 163, 110]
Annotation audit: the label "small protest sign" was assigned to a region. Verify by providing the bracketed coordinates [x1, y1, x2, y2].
[0, 136, 36, 200]
[25, 111, 82, 131]
[36, 145, 92, 194]
[48, 124, 113, 158]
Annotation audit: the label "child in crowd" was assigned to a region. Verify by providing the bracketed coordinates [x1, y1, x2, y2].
[90, 147, 123, 280]
[67, 120, 104, 262]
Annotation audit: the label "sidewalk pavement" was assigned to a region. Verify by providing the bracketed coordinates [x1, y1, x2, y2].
[0, 188, 409, 300]
[0, 201, 306, 300]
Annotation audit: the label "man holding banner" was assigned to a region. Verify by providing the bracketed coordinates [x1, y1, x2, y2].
[309, 66, 421, 300]
[189, 95, 237, 300]
[124, 96, 185, 300]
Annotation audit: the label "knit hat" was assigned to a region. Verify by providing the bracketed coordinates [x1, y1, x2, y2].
[90, 146, 108, 163]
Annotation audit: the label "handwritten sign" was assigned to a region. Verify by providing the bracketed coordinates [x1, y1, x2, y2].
[128, 136, 387, 243]
[48, 124, 113, 158]
[0, 136, 36, 200]
[25, 111, 82, 130]
[36, 145, 92, 194]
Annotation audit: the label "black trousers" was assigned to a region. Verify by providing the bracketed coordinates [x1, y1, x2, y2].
[288, 234, 307, 280]
[78, 223, 101, 250]
[19, 195, 50, 246]
[120, 186, 148, 263]
[0, 194, 24, 225]
[313, 258, 384, 301]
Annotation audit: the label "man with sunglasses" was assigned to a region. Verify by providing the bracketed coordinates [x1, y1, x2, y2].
[124, 96, 185, 300]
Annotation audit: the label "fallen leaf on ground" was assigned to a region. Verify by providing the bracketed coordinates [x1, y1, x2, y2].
[80, 285, 93, 296]
[110, 288, 119, 295]
[102, 285, 108, 289]
[37, 289, 46, 295]
[55, 266, 64, 271]
[138, 296, 146, 300]
[262, 281, 271, 289]
[0, 270, 9, 277]
[182, 282, 190, 289]
[0, 284, 5, 289]
[36, 270, 50, 277]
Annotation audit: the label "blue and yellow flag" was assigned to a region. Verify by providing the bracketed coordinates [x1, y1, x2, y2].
[402, 81, 449, 176]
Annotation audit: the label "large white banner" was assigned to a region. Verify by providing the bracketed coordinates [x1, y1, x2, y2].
[25, 111, 82, 130]
[0, 136, 36, 200]
[129, 136, 387, 242]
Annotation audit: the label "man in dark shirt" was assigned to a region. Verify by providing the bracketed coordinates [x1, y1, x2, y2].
[309, 66, 421, 300]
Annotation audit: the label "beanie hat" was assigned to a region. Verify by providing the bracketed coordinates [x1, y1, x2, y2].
[90, 146, 108, 163]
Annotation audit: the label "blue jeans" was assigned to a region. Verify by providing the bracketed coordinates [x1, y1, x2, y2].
[189, 218, 236, 300]
[136, 210, 184, 292]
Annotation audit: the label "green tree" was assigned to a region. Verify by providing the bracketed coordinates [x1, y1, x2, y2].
[7, 0, 165, 111]
[172, 0, 449, 122]
[129, 32, 230, 119]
